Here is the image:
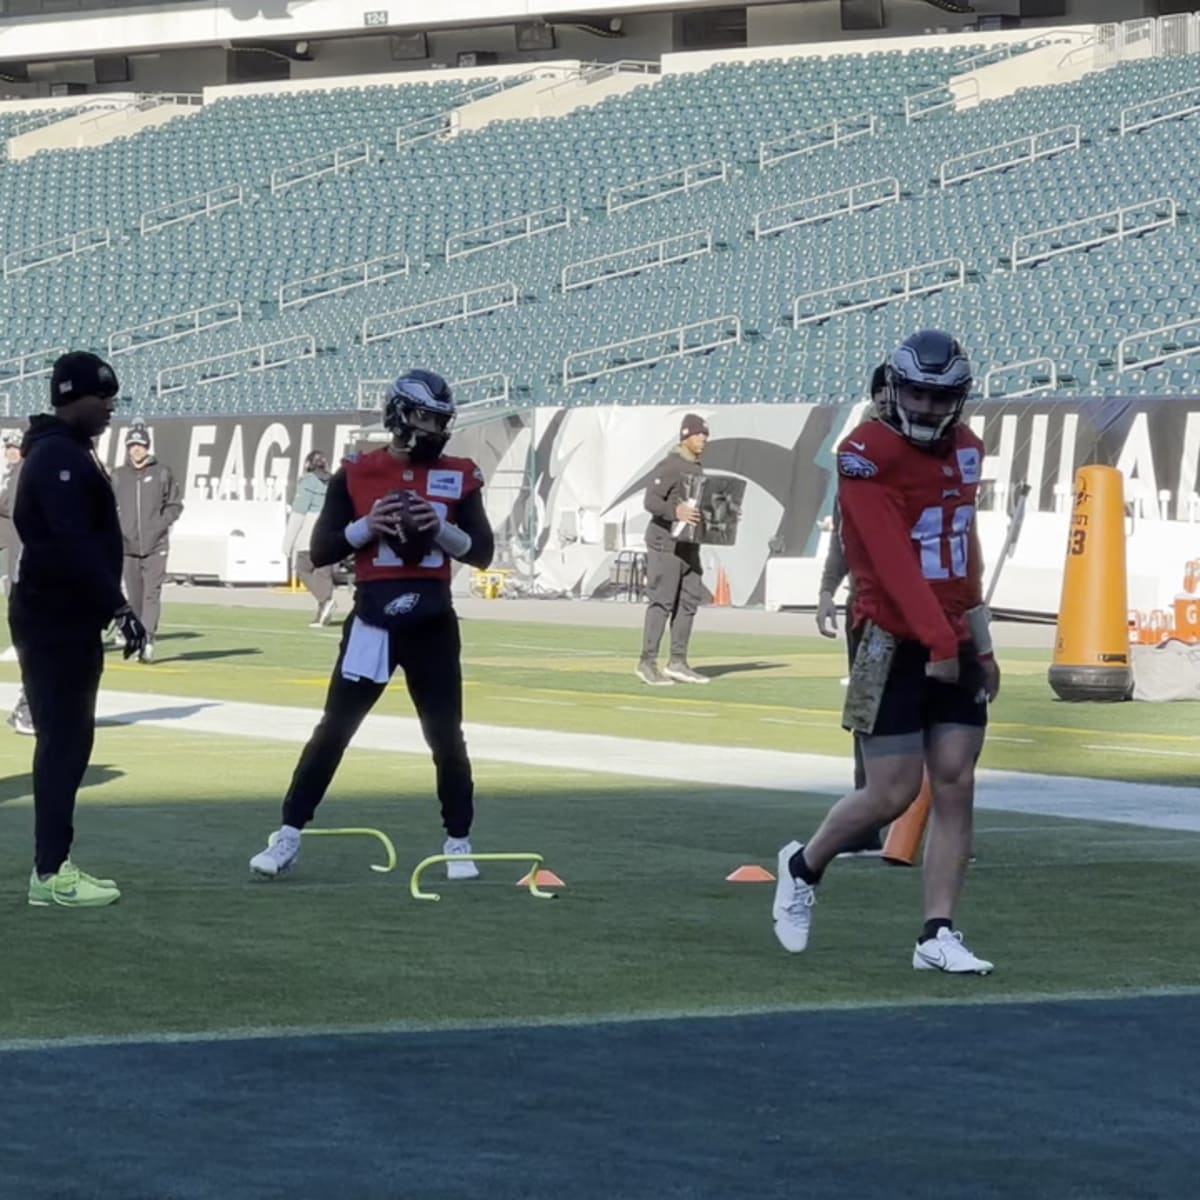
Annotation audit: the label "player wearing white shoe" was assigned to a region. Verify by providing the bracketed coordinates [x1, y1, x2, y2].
[250, 370, 494, 882]
[772, 332, 998, 974]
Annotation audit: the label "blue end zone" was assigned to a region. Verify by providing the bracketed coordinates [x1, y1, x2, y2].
[2, 996, 1197, 1199]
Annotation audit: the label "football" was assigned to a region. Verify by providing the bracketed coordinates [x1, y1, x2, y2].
[382, 490, 437, 565]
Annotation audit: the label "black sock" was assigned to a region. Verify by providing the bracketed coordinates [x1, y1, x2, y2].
[921, 918, 952, 944]
[789, 845, 821, 886]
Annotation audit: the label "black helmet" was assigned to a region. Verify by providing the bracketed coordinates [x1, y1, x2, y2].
[881, 331, 972, 447]
[383, 370, 455, 463]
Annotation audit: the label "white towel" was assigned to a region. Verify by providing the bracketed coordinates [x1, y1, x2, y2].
[340, 616, 391, 684]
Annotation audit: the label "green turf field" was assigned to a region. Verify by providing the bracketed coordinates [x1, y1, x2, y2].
[2, 601, 1199, 1047]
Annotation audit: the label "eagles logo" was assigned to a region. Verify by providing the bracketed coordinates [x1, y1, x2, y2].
[838, 451, 878, 479]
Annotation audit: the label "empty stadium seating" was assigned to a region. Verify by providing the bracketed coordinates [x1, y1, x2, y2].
[2, 40, 1200, 418]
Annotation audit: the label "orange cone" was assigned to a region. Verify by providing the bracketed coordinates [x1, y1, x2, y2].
[881, 775, 932, 867]
[725, 865, 776, 883]
[1048, 465, 1132, 701]
[713, 567, 731, 607]
[516, 869, 565, 888]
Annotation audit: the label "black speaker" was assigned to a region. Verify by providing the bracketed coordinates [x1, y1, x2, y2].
[841, 0, 884, 31]
[389, 32, 428, 61]
[94, 55, 130, 85]
[226, 48, 290, 83]
[516, 21, 556, 52]
[1018, 0, 1066, 15]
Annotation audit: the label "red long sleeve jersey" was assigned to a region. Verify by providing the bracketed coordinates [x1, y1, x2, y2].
[836, 420, 985, 663]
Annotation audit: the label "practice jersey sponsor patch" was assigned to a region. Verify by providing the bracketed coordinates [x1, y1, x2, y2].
[426, 469, 463, 499]
[838, 450, 879, 479]
[956, 446, 982, 485]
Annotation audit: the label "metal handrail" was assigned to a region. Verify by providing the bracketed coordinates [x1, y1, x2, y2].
[361, 282, 518, 345]
[562, 314, 742, 386]
[904, 78, 979, 124]
[0, 345, 66, 382]
[156, 335, 316, 397]
[445, 205, 570, 262]
[279, 252, 409, 310]
[1010, 197, 1176, 269]
[3, 225, 110, 279]
[107, 300, 243, 358]
[792, 258, 965, 326]
[939, 125, 1080, 188]
[758, 111, 876, 170]
[395, 111, 458, 151]
[1117, 315, 1200, 372]
[606, 158, 727, 215]
[140, 183, 243, 236]
[754, 177, 898, 240]
[1119, 85, 1200, 135]
[270, 140, 373, 195]
[982, 356, 1058, 398]
[561, 228, 711, 292]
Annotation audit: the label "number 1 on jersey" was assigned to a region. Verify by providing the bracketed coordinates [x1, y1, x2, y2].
[911, 504, 974, 581]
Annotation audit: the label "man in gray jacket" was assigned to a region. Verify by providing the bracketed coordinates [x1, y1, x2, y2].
[636, 412, 710, 686]
[112, 423, 182, 663]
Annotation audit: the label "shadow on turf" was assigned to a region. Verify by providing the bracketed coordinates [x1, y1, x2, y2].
[159, 647, 263, 664]
[97, 703, 219, 727]
[0, 764, 123, 806]
[696, 661, 787, 678]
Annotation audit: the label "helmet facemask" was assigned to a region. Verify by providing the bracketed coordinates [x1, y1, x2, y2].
[383, 377, 455, 464]
[882, 332, 972, 448]
[885, 377, 968, 447]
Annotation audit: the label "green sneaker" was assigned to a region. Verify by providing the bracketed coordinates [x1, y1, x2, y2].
[28, 861, 121, 908]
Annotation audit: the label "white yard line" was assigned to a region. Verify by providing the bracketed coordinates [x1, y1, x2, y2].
[2, 684, 1198, 832]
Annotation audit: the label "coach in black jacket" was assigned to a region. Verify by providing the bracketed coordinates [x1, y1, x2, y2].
[636, 412, 710, 686]
[10, 351, 146, 907]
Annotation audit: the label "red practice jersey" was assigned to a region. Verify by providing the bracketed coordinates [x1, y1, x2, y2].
[836, 420, 985, 662]
[344, 449, 483, 583]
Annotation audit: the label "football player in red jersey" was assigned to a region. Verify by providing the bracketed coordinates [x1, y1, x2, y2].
[772, 331, 1000, 973]
[250, 370, 495, 880]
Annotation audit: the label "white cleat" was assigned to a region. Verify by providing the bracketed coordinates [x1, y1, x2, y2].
[912, 927, 994, 975]
[250, 826, 301, 878]
[310, 599, 336, 628]
[772, 839, 816, 953]
[139, 640, 154, 664]
[444, 837, 479, 881]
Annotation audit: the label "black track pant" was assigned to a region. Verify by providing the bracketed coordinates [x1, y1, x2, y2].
[640, 543, 704, 663]
[282, 612, 474, 839]
[11, 624, 104, 876]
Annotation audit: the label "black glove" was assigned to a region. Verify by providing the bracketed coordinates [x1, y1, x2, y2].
[114, 605, 147, 661]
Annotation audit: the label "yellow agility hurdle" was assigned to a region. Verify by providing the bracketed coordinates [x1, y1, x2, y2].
[269, 827, 398, 874]
[410, 853, 558, 902]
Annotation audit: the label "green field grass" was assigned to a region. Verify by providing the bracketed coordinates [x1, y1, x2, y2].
[1, 600, 1199, 1045]
[2, 724, 1200, 1044]
[3, 600, 1197, 783]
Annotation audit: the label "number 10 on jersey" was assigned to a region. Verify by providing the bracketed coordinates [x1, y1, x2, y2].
[911, 504, 975, 581]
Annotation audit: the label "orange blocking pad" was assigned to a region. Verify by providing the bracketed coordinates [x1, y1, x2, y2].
[881, 776, 932, 867]
[725, 865, 776, 883]
[1048, 465, 1132, 701]
[516, 870, 566, 888]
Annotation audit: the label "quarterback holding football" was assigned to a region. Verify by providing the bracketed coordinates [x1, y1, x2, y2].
[250, 370, 495, 881]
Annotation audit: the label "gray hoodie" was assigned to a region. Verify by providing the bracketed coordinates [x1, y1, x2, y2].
[113, 456, 183, 557]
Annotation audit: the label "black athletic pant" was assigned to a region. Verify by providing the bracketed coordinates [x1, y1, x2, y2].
[12, 628, 104, 876]
[640, 542, 704, 663]
[123, 551, 168, 638]
[282, 611, 474, 838]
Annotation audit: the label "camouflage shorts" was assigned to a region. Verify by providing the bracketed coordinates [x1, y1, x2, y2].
[842, 621, 897, 736]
